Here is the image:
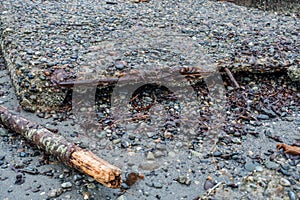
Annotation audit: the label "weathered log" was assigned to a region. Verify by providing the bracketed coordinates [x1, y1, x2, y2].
[0, 105, 122, 188]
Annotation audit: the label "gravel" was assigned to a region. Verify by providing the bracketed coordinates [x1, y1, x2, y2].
[0, 0, 299, 200]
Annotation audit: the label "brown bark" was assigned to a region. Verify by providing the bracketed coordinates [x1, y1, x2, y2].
[0, 105, 122, 188]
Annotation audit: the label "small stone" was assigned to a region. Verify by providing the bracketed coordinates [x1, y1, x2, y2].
[288, 191, 297, 200]
[83, 191, 91, 200]
[279, 178, 291, 187]
[177, 176, 191, 186]
[19, 152, 27, 157]
[0, 128, 8, 137]
[117, 195, 127, 200]
[125, 124, 137, 131]
[61, 182, 72, 188]
[48, 188, 63, 198]
[257, 114, 270, 120]
[190, 150, 201, 157]
[153, 182, 163, 188]
[255, 166, 263, 172]
[204, 179, 217, 190]
[139, 161, 159, 171]
[168, 151, 176, 158]
[146, 152, 155, 160]
[73, 175, 83, 182]
[87, 177, 95, 182]
[213, 151, 222, 157]
[265, 161, 279, 170]
[279, 168, 291, 176]
[146, 132, 155, 138]
[244, 161, 258, 172]
[144, 97, 152, 102]
[86, 183, 96, 189]
[231, 137, 242, 144]
[31, 184, 41, 193]
[112, 139, 122, 144]
[115, 60, 127, 70]
[121, 183, 130, 190]
[121, 141, 129, 148]
[154, 150, 164, 158]
[15, 174, 25, 185]
[96, 131, 106, 139]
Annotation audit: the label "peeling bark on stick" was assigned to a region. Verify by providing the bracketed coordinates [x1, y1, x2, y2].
[0, 105, 122, 188]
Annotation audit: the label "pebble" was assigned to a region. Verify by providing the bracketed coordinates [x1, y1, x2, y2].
[115, 60, 127, 70]
[153, 182, 163, 189]
[154, 150, 164, 158]
[96, 131, 106, 139]
[146, 152, 155, 160]
[257, 114, 270, 120]
[61, 182, 72, 188]
[19, 152, 27, 157]
[139, 161, 159, 171]
[265, 161, 280, 170]
[255, 166, 263, 172]
[48, 188, 63, 198]
[204, 179, 217, 190]
[231, 137, 242, 144]
[121, 183, 130, 190]
[261, 107, 277, 118]
[112, 139, 122, 144]
[117, 195, 127, 200]
[0, 128, 8, 137]
[168, 152, 176, 158]
[177, 176, 191, 186]
[279, 168, 292, 176]
[14, 174, 24, 185]
[288, 190, 297, 200]
[244, 161, 259, 172]
[279, 178, 291, 187]
[146, 132, 156, 138]
[31, 183, 41, 193]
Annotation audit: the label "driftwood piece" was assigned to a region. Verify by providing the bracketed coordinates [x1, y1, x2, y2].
[0, 105, 122, 188]
[276, 143, 300, 156]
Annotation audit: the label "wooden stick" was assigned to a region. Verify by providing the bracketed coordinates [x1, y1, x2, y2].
[224, 67, 240, 88]
[0, 105, 122, 188]
[276, 143, 300, 156]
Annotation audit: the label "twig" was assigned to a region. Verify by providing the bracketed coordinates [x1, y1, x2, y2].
[224, 68, 240, 88]
[207, 182, 223, 196]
